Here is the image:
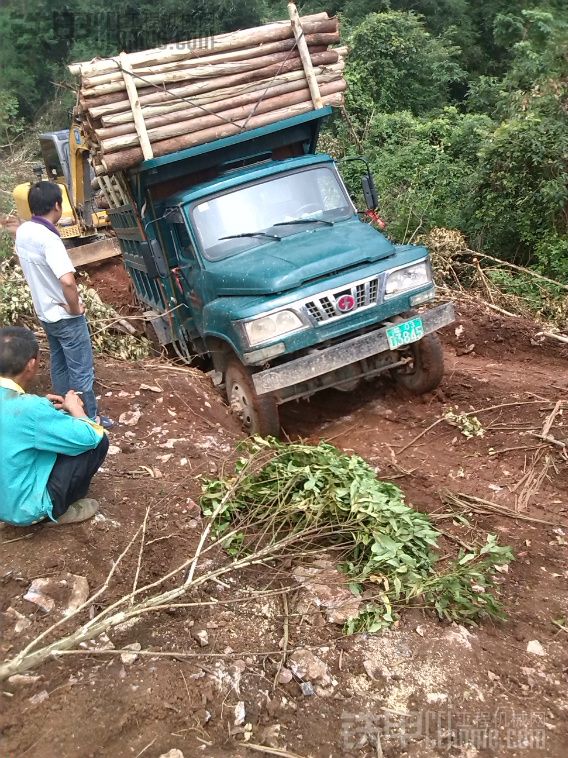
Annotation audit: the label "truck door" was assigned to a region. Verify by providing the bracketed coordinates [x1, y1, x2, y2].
[164, 214, 206, 339]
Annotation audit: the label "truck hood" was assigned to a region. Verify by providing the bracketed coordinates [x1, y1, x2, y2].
[205, 219, 396, 296]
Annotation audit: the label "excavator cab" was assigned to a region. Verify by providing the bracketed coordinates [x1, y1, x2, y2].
[13, 128, 110, 245]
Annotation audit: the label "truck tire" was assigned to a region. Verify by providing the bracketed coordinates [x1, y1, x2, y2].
[395, 333, 444, 394]
[225, 359, 280, 437]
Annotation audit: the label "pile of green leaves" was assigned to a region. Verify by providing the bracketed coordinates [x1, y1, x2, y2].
[201, 438, 513, 632]
[0, 261, 151, 360]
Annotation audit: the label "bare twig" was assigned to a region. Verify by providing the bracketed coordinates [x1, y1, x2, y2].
[542, 401, 563, 439]
[466, 250, 568, 292]
[443, 492, 568, 527]
[134, 737, 156, 758]
[0, 533, 35, 545]
[131, 506, 151, 604]
[529, 432, 567, 451]
[245, 744, 308, 758]
[514, 401, 565, 509]
[50, 648, 284, 660]
[397, 419, 443, 454]
[273, 591, 290, 691]
[489, 445, 545, 456]
[467, 400, 553, 416]
[552, 619, 568, 636]
[535, 331, 568, 344]
[376, 732, 384, 758]
[483, 302, 518, 318]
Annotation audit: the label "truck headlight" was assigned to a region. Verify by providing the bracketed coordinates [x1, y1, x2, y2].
[384, 261, 431, 298]
[243, 310, 303, 346]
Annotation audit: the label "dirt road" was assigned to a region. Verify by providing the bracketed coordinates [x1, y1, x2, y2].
[1, 297, 567, 758]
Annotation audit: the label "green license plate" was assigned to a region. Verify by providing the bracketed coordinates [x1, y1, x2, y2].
[386, 317, 424, 350]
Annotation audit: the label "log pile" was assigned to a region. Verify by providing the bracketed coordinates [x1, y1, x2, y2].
[70, 4, 347, 175]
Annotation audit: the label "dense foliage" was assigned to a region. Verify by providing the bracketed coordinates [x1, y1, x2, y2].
[0, 0, 566, 270]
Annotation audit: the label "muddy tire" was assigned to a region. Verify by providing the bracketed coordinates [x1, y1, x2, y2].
[395, 333, 444, 394]
[225, 359, 280, 437]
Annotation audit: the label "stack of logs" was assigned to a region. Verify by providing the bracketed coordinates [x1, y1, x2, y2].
[70, 5, 346, 174]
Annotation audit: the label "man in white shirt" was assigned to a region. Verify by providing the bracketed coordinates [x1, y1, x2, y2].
[15, 181, 110, 426]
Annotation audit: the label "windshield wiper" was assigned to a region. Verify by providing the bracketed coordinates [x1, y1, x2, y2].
[274, 218, 334, 227]
[219, 231, 281, 241]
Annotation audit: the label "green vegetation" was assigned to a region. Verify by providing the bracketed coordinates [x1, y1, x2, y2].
[332, 3, 567, 271]
[0, 262, 151, 358]
[0, 0, 566, 273]
[201, 437, 513, 631]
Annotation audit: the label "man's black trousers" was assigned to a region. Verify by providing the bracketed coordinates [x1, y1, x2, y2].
[46, 435, 109, 518]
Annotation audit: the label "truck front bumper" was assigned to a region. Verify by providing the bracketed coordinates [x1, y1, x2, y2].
[252, 302, 455, 396]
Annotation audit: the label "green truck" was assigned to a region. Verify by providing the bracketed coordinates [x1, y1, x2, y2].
[108, 107, 454, 435]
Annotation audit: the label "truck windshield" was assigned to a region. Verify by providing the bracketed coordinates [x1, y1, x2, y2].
[190, 165, 354, 261]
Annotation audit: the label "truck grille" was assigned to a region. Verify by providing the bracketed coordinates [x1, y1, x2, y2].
[303, 275, 381, 324]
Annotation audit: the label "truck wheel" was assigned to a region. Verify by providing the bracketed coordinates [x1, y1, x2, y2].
[225, 360, 280, 437]
[395, 333, 444, 394]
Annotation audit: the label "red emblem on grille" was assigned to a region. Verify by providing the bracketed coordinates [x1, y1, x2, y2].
[336, 294, 356, 313]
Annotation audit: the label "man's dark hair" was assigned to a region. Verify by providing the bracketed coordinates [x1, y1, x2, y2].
[0, 327, 39, 376]
[28, 181, 63, 216]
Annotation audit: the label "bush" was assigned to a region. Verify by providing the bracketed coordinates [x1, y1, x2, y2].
[345, 11, 465, 119]
[469, 112, 568, 261]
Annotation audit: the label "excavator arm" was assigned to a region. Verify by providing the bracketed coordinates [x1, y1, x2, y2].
[11, 126, 120, 265]
[13, 126, 110, 240]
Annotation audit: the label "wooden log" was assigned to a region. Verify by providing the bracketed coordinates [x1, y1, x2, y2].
[102, 94, 344, 173]
[86, 49, 343, 117]
[69, 13, 330, 77]
[100, 79, 346, 152]
[288, 2, 322, 109]
[81, 51, 303, 111]
[82, 30, 340, 88]
[98, 58, 345, 127]
[96, 68, 344, 138]
[82, 44, 328, 97]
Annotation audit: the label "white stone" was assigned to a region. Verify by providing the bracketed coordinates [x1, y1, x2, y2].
[234, 701, 246, 726]
[527, 640, 546, 657]
[288, 649, 331, 688]
[120, 642, 142, 665]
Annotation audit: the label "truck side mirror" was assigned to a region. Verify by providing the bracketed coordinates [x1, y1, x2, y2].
[141, 238, 168, 279]
[361, 174, 378, 210]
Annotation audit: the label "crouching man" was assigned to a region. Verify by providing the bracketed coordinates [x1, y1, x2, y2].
[0, 326, 109, 526]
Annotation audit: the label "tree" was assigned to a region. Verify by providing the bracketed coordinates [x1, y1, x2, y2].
[345, 11, 465, 120]
[0, 0, 266, 122]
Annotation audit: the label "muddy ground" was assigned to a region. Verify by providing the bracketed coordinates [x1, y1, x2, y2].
[1, 261, 567, 758]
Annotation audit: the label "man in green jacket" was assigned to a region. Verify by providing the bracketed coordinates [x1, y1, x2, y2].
[0, 326, 109, 526]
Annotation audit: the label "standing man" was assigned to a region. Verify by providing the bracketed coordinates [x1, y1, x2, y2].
[15, 181, 111, 427]
[0, 327, 109, 526]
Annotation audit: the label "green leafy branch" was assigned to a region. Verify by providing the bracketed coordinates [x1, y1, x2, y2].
[201, 438, 514, 633]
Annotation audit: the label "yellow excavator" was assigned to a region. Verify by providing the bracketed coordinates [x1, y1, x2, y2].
[12, 126, 120, 265]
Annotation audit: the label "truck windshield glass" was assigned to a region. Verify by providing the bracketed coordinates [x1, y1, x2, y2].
[191, 166, 353, 261]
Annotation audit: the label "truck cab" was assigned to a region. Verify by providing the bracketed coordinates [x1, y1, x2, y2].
[112, 108, 454, 435]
